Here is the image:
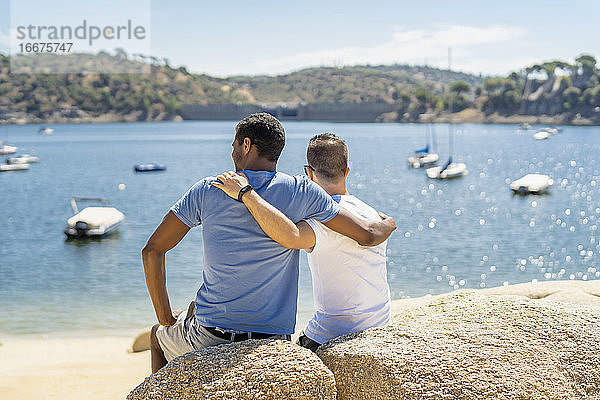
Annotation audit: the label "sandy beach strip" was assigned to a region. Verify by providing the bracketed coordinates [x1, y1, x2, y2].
[0, 314, 313, 400]
[0, 333, 150, 400]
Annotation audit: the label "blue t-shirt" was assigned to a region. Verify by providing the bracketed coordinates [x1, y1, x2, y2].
[170, 170, 340, 335]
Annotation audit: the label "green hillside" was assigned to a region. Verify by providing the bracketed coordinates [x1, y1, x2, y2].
[0, 51, 599, 124]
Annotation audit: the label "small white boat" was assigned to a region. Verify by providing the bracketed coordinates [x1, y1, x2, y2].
[134, 163, 167, 172]
[533, 131, 550, 140]
[426, 159, 468, 179]
[39, 127, 54, 135]
[518, 123, 531, 130]
[409, 124, 439, 168]
[510, 174, 553, 194]
[7, 154, 40, 164]
[0, 163, 30, 172]
[408, 152, 439, 168]
[0, 141, 17, 155]
[64, 197, 125, 238]
[540, 127, 558, 135]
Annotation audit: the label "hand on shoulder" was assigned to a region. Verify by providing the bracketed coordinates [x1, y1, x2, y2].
[211, 171, 249, 199]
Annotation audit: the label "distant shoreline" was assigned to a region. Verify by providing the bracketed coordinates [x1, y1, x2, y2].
[1, 109, 598, 127]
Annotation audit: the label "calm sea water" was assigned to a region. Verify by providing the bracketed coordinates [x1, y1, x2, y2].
[1, 121, 599, 335]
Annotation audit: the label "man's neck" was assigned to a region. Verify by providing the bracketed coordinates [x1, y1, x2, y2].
[240, 159, 277, 172]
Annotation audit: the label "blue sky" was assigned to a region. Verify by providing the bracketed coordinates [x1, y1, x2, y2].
[1, 0, 598, 77]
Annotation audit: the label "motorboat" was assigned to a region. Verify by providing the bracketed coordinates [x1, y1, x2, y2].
[64, 197, 125, 238]
[7, 154, 40, 164]
[533, 131, 550, 140]
[0, 141, 17, 155]
[0, 163, 29, 172]
[510, 174, 553, 194]
[426, 158, 468, 179]
[39, 127, 54, 135]
[134, 163, 166, 172]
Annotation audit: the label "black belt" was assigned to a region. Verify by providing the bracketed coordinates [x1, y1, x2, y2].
[203, 326, 285, 342]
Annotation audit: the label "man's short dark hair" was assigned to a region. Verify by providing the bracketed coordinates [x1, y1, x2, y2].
[307, 133, 348, 182]
[235, 113, 285, 162]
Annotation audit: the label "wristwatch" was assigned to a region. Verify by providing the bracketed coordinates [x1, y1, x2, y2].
[237, 185, 253, 202]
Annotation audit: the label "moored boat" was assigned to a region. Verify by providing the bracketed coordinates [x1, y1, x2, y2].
[533, 131, 550, 140]
[134, 163, 166, 172]
[64, 197, 125, 239]
[426, 159, 468, 179]
[7, 154, 40, 164]
[0, 163, 30, 172]
[518, 123, 531, 130]
[510, 174, 553, 194]
[0, 141, 17, 155]
[408, 152, 439, 168]
[38, 127, 54, 135]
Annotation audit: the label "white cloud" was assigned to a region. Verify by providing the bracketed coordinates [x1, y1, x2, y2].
[253, 25, 526, 76]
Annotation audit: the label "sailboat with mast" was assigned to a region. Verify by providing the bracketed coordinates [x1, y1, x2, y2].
[408, 120, 439, 168]
[426, 48, 467, 180]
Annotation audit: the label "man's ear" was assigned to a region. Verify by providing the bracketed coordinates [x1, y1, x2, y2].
[243, 137, 252, 154]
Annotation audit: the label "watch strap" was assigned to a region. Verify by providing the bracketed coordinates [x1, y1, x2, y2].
[237, 184, 253, 202]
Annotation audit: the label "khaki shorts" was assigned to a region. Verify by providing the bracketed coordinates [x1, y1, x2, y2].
[156, 302, 290, 362]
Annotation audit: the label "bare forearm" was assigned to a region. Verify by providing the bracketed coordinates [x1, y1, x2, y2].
[142, 246, 176, 326]
[324, 208, 396, 246]
[366, 220, 394, 246]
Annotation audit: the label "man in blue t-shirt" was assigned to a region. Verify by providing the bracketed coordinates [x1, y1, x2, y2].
[142, 113, 396, 372]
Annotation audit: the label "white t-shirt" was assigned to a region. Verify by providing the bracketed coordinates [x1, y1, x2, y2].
[304, 194, 391, 344]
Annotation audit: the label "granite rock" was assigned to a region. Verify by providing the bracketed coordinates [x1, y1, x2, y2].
[480, 279, 600, 307]
[128, 339, 336, 400]
[318, 291, 600, 400]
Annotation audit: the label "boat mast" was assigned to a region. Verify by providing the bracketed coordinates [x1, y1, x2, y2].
[448, 47, 454, 160]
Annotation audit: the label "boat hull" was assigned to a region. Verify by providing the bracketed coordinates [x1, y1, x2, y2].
[408, 153, 439, 168]
[7, 155, 40, 164]
[64, 221, 122, 238]
[533, 131, 550, 140]
[134, 163, 166, 172]
[0, 163, 30, 172]
[0, 146, 17, 155]
[64, 206, 125, 239]
[426, 163, 467, 179]
[510, 174, 553, 194]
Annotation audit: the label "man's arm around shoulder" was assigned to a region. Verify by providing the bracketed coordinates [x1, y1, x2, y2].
[211, 171, 396, 249]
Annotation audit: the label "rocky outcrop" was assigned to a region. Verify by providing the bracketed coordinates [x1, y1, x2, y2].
[318, 291, 600, 400]
[127, 339, 336, 400]
[480, 279, 600, 307]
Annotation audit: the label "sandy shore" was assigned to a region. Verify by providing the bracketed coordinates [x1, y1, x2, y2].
[0, 333, 150, 400]
[2, 280, 599, 399]
[0, 317, 312, 400]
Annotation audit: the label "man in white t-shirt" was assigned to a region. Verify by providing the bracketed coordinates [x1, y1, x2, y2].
[212, 133, 392, 351]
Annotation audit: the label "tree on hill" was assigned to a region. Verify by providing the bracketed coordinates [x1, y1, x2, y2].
[450, 81, 471, 96]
